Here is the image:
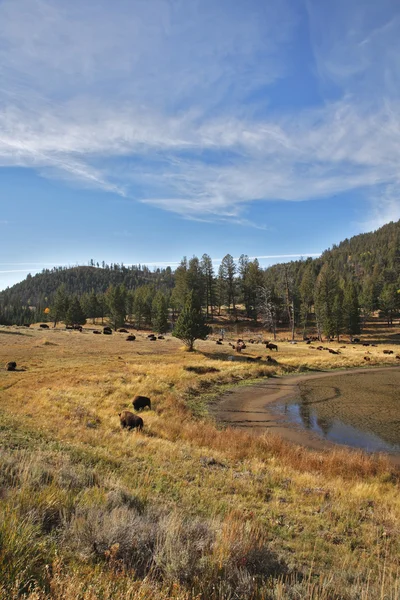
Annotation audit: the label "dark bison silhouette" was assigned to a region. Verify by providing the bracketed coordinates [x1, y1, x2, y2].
[126, 335, 136, 341]
[132, 395, 151, 411]
[5, 361, 17, 371]
[93, 330, 101, 334]
[118, 328, 129, 333]
[119, 410, 143, 431]
[39, 324, 49, 329]
[266, 342, 278, 351]
[103, 327, 112, 335]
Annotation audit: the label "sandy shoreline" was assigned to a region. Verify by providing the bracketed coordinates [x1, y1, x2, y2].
[210, 366, 400, 462]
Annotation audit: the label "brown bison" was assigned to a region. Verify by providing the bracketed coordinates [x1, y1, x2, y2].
[93, 330, 101, 334]
[126, 335, 136, 341]
[119, 410, 143, 431]
[266, 342, 278, 351]
[39, 324, 49, 329]
[118, 328, 129, 333]
[103, 327, 112, 335]
[132, 395, 151, 411]
[5, 361, 17, 371]
[383, 350, 394, 355]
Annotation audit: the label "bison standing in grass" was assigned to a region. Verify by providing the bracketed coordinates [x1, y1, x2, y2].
[266, 342, 278, 351]
[5, 361, 17, 371]
[119, 411, 143, 431]
[132, 395, 151, 411]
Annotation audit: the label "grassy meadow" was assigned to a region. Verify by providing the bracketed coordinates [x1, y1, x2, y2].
[0, 321, 399, 599]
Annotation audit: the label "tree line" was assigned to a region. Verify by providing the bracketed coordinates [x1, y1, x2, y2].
[1, 220, 399, 339]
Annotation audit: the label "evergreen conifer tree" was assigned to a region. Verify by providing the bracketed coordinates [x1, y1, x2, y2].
[172, 292, 211, 350]
[106, 284, 127, 330]
[65, 296, 86, 326]
[343, 282, 360, 336]
[51, 284, 69, 327]
[152, 292, 169, 333]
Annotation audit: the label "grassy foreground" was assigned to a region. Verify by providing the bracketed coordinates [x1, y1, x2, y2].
[0, 322, 399, 599]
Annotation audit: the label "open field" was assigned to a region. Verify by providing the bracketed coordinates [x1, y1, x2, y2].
[0, 322, 400, 599]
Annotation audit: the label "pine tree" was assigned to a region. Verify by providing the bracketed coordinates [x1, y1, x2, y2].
[152, 292, 169, 334]
[332, 288, 344, 341]
[315, 263, 338, 340]
[220, 254, 237, 318]
[51, 284, 69, 327]
[200, 254, 215, 320]
[65, 297, 86, 326]
[343, 282, 360, 336]
[106, 284, 127, 331]
[172, 292, 211, 351]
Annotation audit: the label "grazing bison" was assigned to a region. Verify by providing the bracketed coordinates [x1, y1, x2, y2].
[266, 342, 278, 351]
[5, 361, 17, 371]
[119, 410, 143, 431]
[39, 324, 49, 329]
[351, 337, 360, 343]
[383, 350, 394, 355]
[216, 341, 222, 345]
[93, 330, 101, 334]
[132, 395, 151, 411]
[364, 357, 371, 362]
[118, 328, 129, 333]
[158, 336, 165, 339]
[396, 355, 400, 360]
[328, 349, 339, 355]
[126, 335, 136, 341]
[103, 327, 112, 335]
[147, 334, 156, 338]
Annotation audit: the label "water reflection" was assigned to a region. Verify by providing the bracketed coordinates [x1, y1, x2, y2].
[278, 371, 400, 454]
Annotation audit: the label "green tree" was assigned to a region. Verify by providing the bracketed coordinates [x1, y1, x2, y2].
[299, 263, 316, 339]
[172, 292, 211, 351]
[332, 288, 344, 341]
[343, 281, 360, 336]
[106, 284, 127, 331]
[200, 254, 215, 320]
[379, 283, 399, 326]
[65, 296, 86, 326]
[50, 284, 69, 327]
[220, 254, 237, 317]
[152, 292, 169, 334]
[315, 263, 338, 340]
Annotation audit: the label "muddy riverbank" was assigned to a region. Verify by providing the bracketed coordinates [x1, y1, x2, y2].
[211, 366, 400, 462]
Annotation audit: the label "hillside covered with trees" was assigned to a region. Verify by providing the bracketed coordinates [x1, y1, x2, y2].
[1, 220, 399, 339]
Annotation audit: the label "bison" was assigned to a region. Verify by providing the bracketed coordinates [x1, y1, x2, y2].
[132, 395, 151, 411]
[103, 327, 112, 335]
[5, 361, 17, 371]
[39, 324, 49, 329]
[126, 335, 136, 341]
[383, 350, 394, 355]
[266, 342, 278, 351]
[93, 330, 101, 334]
[119, 410, 143, 431]
[118, 328, 129, 333]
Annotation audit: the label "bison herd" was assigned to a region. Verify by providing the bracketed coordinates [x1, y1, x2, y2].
[118, 395, 152, 431]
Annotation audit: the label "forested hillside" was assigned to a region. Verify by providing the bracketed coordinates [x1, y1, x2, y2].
[1, 220, 399, 337]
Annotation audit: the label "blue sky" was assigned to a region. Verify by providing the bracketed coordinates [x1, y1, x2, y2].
[1, 0, 399, 290]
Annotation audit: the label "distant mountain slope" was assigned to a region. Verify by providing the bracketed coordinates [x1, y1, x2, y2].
[0, 264, 173, 307]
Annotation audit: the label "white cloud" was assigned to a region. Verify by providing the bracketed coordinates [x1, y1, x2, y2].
[0, 0, 399, 225]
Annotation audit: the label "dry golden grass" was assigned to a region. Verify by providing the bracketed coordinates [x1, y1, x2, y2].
[0, 321, 399, 599]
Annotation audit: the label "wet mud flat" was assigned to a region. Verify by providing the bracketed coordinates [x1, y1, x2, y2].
[211, 367, 400, 460]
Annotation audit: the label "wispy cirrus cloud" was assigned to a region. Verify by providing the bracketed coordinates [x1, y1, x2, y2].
[0, 0, 399, 225]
